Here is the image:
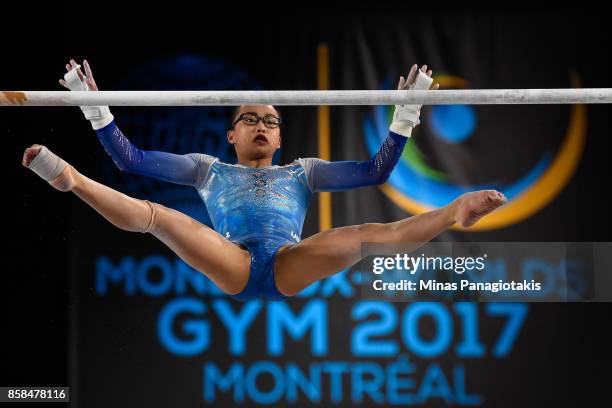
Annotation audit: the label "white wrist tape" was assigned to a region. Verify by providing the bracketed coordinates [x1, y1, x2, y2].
[389, 121, 415, 138]
[390, 70, 434, 137]
[27, 146, 67, 182]
[64, 66, 113, 130]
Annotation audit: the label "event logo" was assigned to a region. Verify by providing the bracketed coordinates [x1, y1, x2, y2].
[94, 256, 529, 405]
[363, 74, 586, 230]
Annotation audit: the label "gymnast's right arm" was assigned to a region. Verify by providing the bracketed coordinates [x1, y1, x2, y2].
[59, 58, 203, 186]
[95, 121, 200, 186]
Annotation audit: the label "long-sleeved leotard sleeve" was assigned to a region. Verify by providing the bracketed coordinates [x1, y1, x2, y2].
[95, 121, 215, 187]
[298, 131, 408, 193]
[97, 121, 406, 191]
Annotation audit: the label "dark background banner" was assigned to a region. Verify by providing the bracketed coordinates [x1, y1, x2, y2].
[5, 8, 611, 407]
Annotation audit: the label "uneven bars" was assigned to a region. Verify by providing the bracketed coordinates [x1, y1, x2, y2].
[1, 89, 611, 106]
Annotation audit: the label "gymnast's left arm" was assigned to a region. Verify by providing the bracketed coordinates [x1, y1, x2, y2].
[299, 131, 407, 192]
[300, 64, 439, 193]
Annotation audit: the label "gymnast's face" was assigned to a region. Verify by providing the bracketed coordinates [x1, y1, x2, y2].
[227, 105, 282, 161]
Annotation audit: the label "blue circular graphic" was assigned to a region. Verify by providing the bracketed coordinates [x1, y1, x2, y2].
[430, 105, 476, 143]
[364, 103, 551, 207]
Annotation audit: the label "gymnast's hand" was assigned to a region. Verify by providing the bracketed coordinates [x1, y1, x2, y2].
[398, 64, 439, 92]
[58, 58, 113, 130]
[390, 64, 439, 138]
[59, 59, 99, 91]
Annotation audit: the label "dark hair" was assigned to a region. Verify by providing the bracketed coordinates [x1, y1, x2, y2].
[230, 105, 282, 128]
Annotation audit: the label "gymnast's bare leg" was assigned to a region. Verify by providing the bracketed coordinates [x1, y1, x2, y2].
[273, 190, 506, 296]
[23, 145, 250, 295]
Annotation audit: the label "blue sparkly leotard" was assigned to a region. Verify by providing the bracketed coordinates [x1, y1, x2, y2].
[96, 121, 408, 301]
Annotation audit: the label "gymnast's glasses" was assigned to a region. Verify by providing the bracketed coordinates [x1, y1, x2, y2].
[232, 112, 282, 129]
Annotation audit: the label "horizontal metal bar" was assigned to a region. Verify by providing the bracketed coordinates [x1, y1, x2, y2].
[2, 89, 611, 106]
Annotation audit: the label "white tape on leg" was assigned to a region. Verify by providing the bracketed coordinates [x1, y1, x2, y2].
[27, 146, 66, 182]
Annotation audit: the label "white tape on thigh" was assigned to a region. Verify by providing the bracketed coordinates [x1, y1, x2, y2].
[27, 146, 66, 182]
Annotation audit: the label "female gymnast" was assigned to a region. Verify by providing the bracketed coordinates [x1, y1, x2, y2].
[22, 59, 507, 301]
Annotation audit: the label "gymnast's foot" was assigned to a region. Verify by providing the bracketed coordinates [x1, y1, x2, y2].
[22, 144, 76, 192]
[450, 190, 507, 228]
